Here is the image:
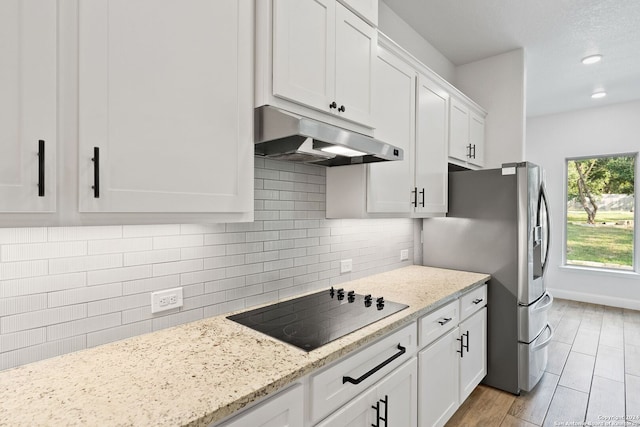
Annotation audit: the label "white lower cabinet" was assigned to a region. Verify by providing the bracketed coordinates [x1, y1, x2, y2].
[418, 287, 487, 427]
[459, 307, 487, 403]
[215, 383, 303, 427]
[316, 358, 417, 427]
[418, 328, 460, 427]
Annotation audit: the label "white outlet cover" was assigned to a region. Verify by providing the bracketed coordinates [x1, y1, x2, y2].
[400, 249, 409, 261]
[151, 287, 183, 314]
[340, 259, 352, 273]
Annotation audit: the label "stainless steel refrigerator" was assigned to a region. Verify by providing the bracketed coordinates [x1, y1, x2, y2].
[422, 162, 553, 394]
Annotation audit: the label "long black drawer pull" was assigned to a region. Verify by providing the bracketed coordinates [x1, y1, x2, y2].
[92, 147, 100, 198]
[457, 336, 464, 358]
[411, 187, 417, 207]
[380, 395, 388, 426]
[438, 317, 452, 326]
[343, 344, 406, 385]
[371, 401, 380, 427]
[472, 298, 484, 305]
[419, 188, 425, 207]
[37, 140, 45, 197]
[463, 331, 470, 352]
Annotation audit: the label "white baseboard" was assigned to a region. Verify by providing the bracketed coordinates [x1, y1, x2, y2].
[548, 287, 640, 311]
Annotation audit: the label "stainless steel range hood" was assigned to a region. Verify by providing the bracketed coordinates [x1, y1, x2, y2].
[254, 106, 403, 166]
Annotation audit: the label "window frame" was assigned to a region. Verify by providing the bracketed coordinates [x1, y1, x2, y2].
[563, 152, 639, 273]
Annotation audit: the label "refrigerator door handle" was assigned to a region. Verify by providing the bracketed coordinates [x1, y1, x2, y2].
[538, 183, 551, 275]
[532, 292, 553, 313]
[531, 324, 553, 352]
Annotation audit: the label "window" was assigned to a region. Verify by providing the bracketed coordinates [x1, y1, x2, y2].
[565, 154, 636, 270]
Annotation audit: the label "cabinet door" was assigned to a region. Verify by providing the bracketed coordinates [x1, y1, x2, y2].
[0, 0, 56, 213]
[78, 0, 253, 213]
[418, 328, 459, 427]
[273, 0, 335, 113]
[378, 357, 418, 427]
[338, 0, 378, 26]
[459, 307, 487, 402]
[468, 111, 485, 167]
[367, 46, 415, 213]
[317, 358, 418, 427]
[217, 384, 303, 427]
[335, 3, 376, 127]
[448, 98, 470, 162]
[415, 75, 448, 216]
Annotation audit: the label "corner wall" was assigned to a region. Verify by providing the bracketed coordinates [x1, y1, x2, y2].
[455, 49, 527, 168]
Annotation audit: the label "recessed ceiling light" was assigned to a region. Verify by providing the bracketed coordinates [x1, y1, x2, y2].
[591, 91, 607, 99]
[582, 54, 603, 65]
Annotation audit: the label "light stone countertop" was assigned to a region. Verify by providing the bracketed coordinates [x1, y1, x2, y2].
[0, 265, 490, 427]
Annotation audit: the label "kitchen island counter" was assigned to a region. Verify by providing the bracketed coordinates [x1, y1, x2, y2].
[0, 265, 489, 426]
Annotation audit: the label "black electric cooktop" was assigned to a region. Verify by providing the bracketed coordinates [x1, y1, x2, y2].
[226, 287, 409, 351]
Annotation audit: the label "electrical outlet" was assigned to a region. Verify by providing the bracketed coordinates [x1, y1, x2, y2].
[400, 249, 409, 261]
[151, 287, 183, 314]
[340, 259, 352, 273]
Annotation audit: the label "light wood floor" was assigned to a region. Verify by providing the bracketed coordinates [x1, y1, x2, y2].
[445, 298, 640, 427]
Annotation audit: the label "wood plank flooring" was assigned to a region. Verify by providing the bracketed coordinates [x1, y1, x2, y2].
[445, 299, 640, 427]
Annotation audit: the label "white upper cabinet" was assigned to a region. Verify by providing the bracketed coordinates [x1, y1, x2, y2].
[272, 0, 375, 128]
[367, 45, 416, 214]
[0, 0, 56, 213]
[78, 0, 253, 214]
[273, 0, 335, 114]
[449, 97, 486, 168]
[414, 74, 449, 216]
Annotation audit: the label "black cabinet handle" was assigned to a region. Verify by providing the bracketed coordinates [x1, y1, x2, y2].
[338, 105, 346, 113]
[37, 140, 45, 197]
[329, 101, 337, 109]
[466, 144, 472, 158]
[419, 188, 425, 207]
[471, 144, 476, 159]
[472, 298, 484, 305]
[343, 344, 406, 385]
[438, 317, 452, 326]
[379, 395, 388, 426]
[457, 335, 464, 358]
[371, 400, 380, 427]
[411, 187, 417, 207]
[463, 331, 470, 352]
[91, 147, 100, 198]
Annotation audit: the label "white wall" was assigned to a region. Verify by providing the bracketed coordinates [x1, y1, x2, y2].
[378, 2, 455, 82]
[527, 100, 640, 310]
[455, 49, 527, 168]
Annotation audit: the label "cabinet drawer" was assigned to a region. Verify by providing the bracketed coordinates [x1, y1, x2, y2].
[309, 322, 417, 424]
[459, 284, 487, 321]
[418, 300, 458, 349]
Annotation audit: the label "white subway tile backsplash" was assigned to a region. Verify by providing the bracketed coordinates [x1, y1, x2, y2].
[49, 254, 122, 275]
[86, 321, 152, 348]
[88, 237, 153, 255]
[0, 294, 48, 316]
[0, 228, 47, 244]
[1, 304, 87, 334]
[48, 226, 122, 241]
[48, 283, 122, 307]
[47, 313, 122, 341]
[88, 265, 152, 286]
[0, 161, 416, 371]
[1, 241, 87, 262]
[0, 273, 86, 298]
[124, 249, 181, 266]
[0, 328, 47, 352]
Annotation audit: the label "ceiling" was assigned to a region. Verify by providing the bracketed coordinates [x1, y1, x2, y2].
[382, 0, 640, 117]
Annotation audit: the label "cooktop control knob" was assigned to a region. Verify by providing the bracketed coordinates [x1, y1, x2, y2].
[364, 294, 372, 307]
[329, 286, 335, 298]
[337, 288, 345, 300]
[347, 290, 355, 303]
[376, 296, 385, 310]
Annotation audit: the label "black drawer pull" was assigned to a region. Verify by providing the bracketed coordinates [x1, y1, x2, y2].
[411, 187, 417, 207]
[438, 317, 452, 326]
[343, 344, 406, 385]
[92, 147, 100, 198]
[371, 401, 380, 427]
[37, 140, 45, 197]
[419, 188, 425, 207]
[472, 298, 484, 305]
[463, 331, 470, 352]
